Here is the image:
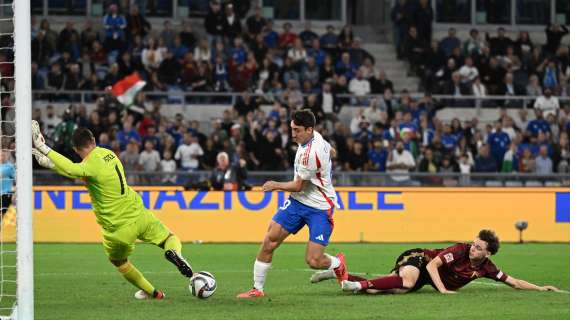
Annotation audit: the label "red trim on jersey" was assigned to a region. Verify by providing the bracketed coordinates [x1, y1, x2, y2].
[315, 153, 335, 210]
[303, 141, 312, 166]
[315, 154, 325, 186]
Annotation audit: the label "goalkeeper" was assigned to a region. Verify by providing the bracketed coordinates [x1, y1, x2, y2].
[32, 121, 193, 300]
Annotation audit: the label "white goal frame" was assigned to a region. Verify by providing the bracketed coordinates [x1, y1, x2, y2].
[14, 0, 33, 319]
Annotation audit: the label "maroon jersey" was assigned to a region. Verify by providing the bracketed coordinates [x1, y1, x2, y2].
[424, 243, 508, 291]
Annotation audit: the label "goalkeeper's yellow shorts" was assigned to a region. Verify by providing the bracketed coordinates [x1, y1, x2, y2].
[102, 209, 171, 261]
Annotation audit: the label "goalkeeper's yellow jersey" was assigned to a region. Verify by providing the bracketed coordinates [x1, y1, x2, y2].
[47, 147, 144, 231]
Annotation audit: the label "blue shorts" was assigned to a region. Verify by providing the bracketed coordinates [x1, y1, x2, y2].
[272, 197, 334, 246]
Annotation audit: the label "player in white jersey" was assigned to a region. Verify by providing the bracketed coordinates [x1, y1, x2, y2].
[237, 110, 348, 298]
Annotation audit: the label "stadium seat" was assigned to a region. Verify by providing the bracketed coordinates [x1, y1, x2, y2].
[525, 181, 543, 187]
[544, 181, 562, 187]
[485, 181, 503, 187]
[505, 181, 523, 187]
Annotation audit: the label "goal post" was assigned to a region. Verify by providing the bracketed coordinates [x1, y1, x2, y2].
[14, 0, 33, 318]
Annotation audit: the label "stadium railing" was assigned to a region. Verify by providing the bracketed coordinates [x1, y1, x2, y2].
[31, 89, 570, 115]
[33, 170, 570, 187]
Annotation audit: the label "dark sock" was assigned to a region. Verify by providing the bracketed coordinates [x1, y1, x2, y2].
[348, 274, 368, 282]
[359, 275, 404, 290]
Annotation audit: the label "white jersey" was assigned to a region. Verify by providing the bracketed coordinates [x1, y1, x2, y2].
[291, 131, 338, 210]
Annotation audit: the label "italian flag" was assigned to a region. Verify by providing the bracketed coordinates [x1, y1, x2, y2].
[111, 73, 146, 106]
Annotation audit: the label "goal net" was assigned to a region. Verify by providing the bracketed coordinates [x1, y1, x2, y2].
[0, 0, 33, 319]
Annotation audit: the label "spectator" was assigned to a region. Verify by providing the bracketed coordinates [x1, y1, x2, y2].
[120, 140, 141, 185]
[349, 68, 371, 104]
[208, 151, 249, 191]
[518, 148, 536, 173]
[160, 150, 177, 184]
[223, 3, 242, 42]
[545, 24, 569, 56]
[138, 140, 161, 183]
[349, 38, 374, 67]
[439, 28, 461, 57]
[160, 20, 176, 48]
[102, 4, 126, 53]
[320, 25, 338, 55]
[474, 144, 498, 172]
[526, 74, 543, 97]
[246, 5, 267, 38]
[262, 20, 279, 49]
[234, 92, 259, 117]
[299, 21, 319, 48]
[369, 69, 394, 94]
[386, 141, 415, 184]
[308, 38, 326, 67]
[116, 121, 141, 150]
[338, 25, 354, 49]
[486, 27, 513, 56]
[458, 56, 479, 84]
[487, 121, 511, 168]
[414, 0, 433, 44]
[368, 139, 388, 171]
[526, 109, 551, 137]
[391, 0, 411, 59]
[57, 21, 80, 55]
[0, 150, 14, 216]
[553, 133, 570, 173]
[405, 26, 428, 75]
[534, 88, 559, 119]
[175, 133, 204, 172]
[179, 20, 197, 50]
[204, 0, 225, 45]
[463, 28, 486, 56]
[535, 145, 553, 174]
[42, 105, 62, 137]
[126, 5, 150, 41]
[279, 22, 297, 49]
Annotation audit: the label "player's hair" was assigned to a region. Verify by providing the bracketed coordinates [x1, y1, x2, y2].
[292, 109, 316, 129]
[72, 127, 96, 150]
[479, 229, 500, 255]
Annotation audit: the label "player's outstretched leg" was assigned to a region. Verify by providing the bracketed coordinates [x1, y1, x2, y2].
[342, 266, 418, 294]
[311, 270, 368, 283]
[113, 260, 165, 300]
[162, 234, 194, 278]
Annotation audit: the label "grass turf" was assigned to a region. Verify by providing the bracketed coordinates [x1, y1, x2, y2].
[32, 243, 570, 320]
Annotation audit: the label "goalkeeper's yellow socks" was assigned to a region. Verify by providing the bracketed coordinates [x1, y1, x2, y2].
[163, 235, 182, 253]
[117, 262, 155, 295]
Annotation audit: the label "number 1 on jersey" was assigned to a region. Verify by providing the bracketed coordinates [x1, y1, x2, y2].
[114, 164, 125, 195]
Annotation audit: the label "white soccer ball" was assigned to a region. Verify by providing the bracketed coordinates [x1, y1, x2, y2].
[190, 271, 217, 299]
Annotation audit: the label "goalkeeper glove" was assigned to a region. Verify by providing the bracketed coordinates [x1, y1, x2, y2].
[32, 148, 55, 169]
[31, 120, 52, 155]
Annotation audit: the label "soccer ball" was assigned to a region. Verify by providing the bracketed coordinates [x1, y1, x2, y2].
[190, 271, 217, 299]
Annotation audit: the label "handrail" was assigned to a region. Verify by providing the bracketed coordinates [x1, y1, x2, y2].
[31, 90, 570, 102]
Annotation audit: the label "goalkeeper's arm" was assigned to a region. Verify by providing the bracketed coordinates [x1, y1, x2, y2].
[46, 149, 90, 178]
[32, 149, 76, 179]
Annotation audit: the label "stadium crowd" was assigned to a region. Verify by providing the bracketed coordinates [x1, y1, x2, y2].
[29, 1, 570, 186]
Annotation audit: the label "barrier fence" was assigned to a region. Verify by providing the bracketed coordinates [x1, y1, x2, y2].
[33, 170, 570, 187]
[29, 186, 570, 243]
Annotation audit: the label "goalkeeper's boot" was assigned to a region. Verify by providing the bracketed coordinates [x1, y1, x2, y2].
[134, 289, 165, 300]
[310, 269, 335, 283]
[236, 288, 265, 298]
[333, 253, 349, 284]
[165, 249, 194, 278]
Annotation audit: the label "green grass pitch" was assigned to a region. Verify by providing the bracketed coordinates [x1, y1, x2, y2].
[33, 243, 570, 320]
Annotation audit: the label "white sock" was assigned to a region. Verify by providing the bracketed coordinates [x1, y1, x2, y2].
[253, 260, 271, 291]
[326, 254, 340, 270]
